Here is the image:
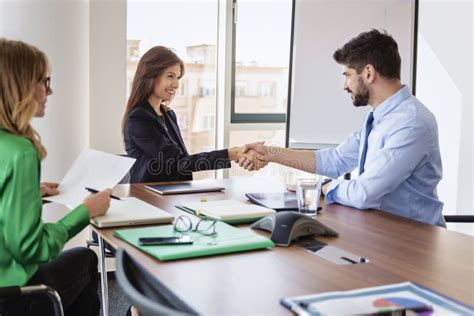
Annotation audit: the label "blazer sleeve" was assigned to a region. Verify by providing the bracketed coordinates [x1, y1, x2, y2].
[126, 109, 231, 174]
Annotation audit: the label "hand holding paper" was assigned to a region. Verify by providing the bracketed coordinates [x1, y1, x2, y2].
[44, 149, 136, 208]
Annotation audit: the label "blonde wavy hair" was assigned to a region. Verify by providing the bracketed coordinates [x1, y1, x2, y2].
[0, 38, 48, 159]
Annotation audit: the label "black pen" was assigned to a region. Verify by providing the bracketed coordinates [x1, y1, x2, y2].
[85, 187, 122, 201]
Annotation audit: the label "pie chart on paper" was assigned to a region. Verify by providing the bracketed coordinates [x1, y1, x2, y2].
[373, 297, 433, 314]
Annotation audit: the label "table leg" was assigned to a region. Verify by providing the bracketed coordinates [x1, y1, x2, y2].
[98, 235, 109, 316]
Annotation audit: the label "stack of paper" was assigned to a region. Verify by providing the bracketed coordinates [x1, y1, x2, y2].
[176, 199, 276, 224]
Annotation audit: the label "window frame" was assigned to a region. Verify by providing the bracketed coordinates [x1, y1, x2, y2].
[229, 0, 290, 124]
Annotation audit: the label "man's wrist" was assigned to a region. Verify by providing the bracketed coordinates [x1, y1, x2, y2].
[266, 146, 278, 163]
[321, 178, 332, 195]
[321, 178, 332, 186]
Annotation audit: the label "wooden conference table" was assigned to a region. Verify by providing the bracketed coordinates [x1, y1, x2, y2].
[93, 177, 474, 315]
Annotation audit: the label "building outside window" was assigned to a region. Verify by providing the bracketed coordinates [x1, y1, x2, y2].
[199, 79, 216, 97]
[259, 81, 275, 97]
[229, 0, 292, 177]
[127, 0, 292, 179]
[235, 80, 248, 97]
[176, 80, 186, 98]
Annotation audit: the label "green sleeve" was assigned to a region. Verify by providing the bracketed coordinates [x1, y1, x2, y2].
[2, 151, 90, 265]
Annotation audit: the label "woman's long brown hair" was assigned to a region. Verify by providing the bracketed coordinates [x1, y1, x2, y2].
[122, 46, 184, 139]
[0, 38, 48, 159]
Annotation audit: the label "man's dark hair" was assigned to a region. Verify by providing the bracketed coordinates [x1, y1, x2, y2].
[333, 29, 401, 80]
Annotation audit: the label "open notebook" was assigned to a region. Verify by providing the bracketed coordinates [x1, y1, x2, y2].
[176, 199, 275, 224]
[91, 197, 174, 228]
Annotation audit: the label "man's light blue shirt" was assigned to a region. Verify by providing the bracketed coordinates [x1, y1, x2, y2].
[316, 85, 445, 227]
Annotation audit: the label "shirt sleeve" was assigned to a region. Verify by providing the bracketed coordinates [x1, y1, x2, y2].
[315, 129, 361, 178]
[2, 151, 90, 265]
[325, 122, 430, 209]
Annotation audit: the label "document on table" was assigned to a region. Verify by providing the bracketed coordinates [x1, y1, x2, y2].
[281, 282, 474, 315]
[176, 199, 275, 224]
[44, 149, 136, 208]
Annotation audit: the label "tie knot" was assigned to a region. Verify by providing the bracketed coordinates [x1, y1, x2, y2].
[367, 112, 374, 124]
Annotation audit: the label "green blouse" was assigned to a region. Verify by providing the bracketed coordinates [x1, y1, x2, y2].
[0, 129, 90, 286]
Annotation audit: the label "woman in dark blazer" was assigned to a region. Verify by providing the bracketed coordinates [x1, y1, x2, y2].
[122, 46, 249, 183]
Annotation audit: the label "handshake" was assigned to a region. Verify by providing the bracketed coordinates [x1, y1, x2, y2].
[229, 142, 279, 171]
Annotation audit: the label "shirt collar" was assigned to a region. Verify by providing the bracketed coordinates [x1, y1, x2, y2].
[372, 85, 411, 123]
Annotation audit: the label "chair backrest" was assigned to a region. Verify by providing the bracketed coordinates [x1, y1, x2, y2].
[444, 215, 474, 223]
[115, 248, 199, 316]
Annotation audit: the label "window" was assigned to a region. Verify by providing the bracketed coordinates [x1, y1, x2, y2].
[203, 114, 215, 131]
[127, 0, 219, 180]
[227, 0, 291, 178]
[176, 81, 186, 98]
[232, 0, 292, 123]
[259, 81, 275, 97]
[235, 81, 248, 97]
[199, 79, 216, 97]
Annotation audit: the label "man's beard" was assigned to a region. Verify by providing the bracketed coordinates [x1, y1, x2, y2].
[352, 77, 369, 107]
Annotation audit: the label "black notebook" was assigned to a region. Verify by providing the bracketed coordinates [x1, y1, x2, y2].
[145, 182, 225, 195]
[245, 192, 299, 211]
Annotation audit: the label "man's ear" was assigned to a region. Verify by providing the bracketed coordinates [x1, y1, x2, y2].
[365, 64, 376, 83]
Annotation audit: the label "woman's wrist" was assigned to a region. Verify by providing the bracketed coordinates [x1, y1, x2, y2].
[228, 147, 239, 162]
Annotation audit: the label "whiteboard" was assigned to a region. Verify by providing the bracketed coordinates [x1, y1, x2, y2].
[287, 0, 417, 149]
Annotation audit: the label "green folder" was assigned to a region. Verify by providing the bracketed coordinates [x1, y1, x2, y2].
[114, 222, 274, 261]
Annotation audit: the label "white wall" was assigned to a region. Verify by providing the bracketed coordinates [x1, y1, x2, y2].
[0, 0, 127, 181]
[0, 0, 90, 182]
[416, 0, 473, 221]
[89, 0, 127, 155]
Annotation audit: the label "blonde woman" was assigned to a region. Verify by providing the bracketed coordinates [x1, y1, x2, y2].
[0, 38, 111, 315]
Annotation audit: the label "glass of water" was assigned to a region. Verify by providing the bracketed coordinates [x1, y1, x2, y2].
[296, 178, 322, 217]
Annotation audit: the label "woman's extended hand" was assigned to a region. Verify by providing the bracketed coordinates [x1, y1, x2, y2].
[40, 182, 59, 197]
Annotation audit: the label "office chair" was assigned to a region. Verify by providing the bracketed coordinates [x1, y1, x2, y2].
[0, 284, 64, 316]
[115, 248, 199, 316]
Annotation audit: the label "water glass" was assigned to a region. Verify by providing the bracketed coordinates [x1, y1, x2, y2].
[296, 178, 322, 217]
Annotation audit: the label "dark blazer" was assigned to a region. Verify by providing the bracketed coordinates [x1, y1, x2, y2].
[124, 101, 231, 183]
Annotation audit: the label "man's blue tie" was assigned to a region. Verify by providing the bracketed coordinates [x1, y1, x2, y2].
[359, 112, 374, 175]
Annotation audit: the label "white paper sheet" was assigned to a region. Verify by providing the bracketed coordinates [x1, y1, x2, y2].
[44, 149, 136, 208]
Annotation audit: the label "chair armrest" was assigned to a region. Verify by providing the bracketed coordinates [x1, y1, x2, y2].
[0, 285, 64, 316]
[444, 215, 474, 223]
[0, 286, 21, 300]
